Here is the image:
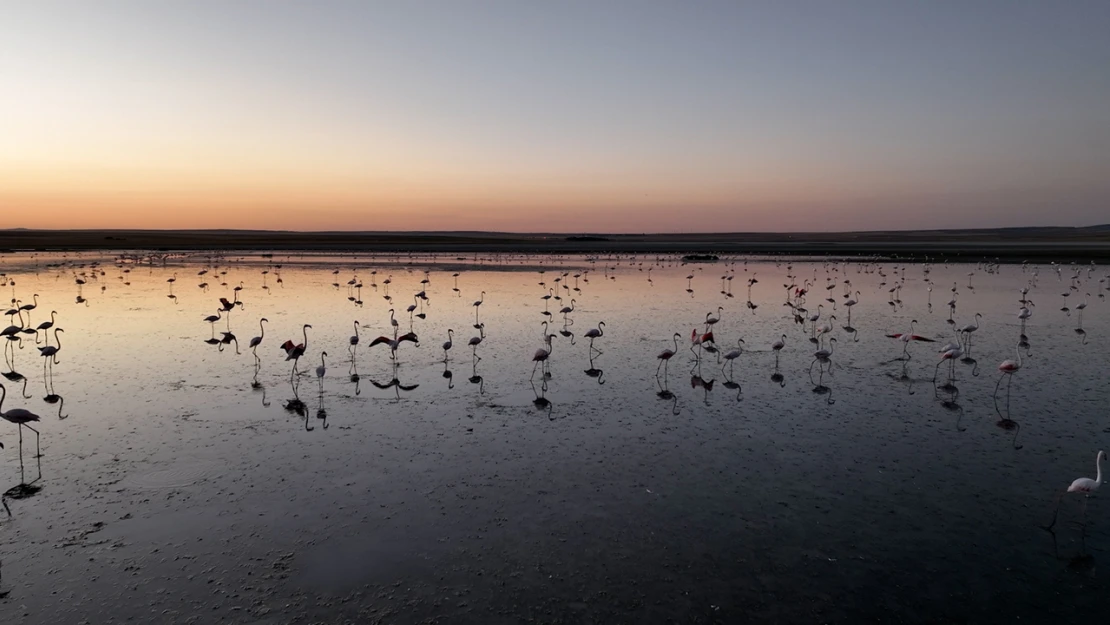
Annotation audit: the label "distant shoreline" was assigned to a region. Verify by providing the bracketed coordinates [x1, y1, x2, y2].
[1, 227, 1109, 261]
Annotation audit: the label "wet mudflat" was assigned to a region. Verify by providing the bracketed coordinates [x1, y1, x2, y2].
[1, 252, 1108, 623]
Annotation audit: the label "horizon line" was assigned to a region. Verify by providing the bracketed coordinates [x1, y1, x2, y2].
[3, 223, 1109, 237]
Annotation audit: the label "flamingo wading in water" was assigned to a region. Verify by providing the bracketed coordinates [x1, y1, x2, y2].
[1, 381, 42, 485]
[1045, 450, 1106, 531]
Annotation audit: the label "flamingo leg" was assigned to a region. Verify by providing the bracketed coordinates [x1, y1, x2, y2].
[17, 424, 25, 484]
[1006, 374, 1013, 416]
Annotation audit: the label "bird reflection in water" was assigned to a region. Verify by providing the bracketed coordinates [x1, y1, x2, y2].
[1046, 513, 1096, 577]
[1075, 327, 1088, 345]
[583, 355, 604, 385]
[283, 372, 306, 418]
[468, 360, 484, 394]
[41, 370, 67, 419]
[721, 377, 742, 402]
[935, 384, 965, 431]
[960, 355, 980, 378]
[442, 361, 453, 389]
[690, 373, 714, 405]
[316, 386, 328, 429]
[2, 478, 42, 518]
[809, 366, 835, 404]
[218, 332, 240, 354]
[530, 379, 554, 419]
[1, 370, 31, 399]
[895, 361, 916, 395]
[370, 365, 420, 401]
[654, 381, 680, 415]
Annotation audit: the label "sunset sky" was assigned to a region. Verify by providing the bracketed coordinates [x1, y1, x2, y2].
[2, 1, 1109, 233]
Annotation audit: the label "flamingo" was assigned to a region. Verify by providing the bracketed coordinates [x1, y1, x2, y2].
[468, 334, 483, 361]
[386, 308, 399, 334]
[689, 328, 715, 360]
[2, 309, 24, 339]
[369, 332, 419, 360]
[201, 310, 223, 337]
[721, 338, 745, 376]
[442, 329, 454, 361]
[1045, 450, 1106, 531]
[958, 313, 982, 354]
[814, 337, 836, 362]
[249, 318, 267, 357]
[316, 351, 328, 379]
[771, 334, 786, 364]
[0, 381, 41, 484]
[473, 291, 486, 324]
[993, 346, 1023, 415]
[705, 307, 723, 328]
[34, 310, 58, 344]
[18, 294, 38, 323]
[886, 320, 935, 358]
[531, 334, 554, 380]
[349, 321, 360, 350]
[280, 324, 312, 378]
[844, 291, 859, 324]
[37, 328, 62, 364]
[559, 299, 576, 323]
[652, 333, 679, 377]
[1018, 306, 1033, 327]
[933, 345, 963, 383]
[583, 321, 605, 356]
[1076, 293, 1089, 323]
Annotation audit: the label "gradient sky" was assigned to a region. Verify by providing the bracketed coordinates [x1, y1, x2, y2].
[2, 1, 1109, 232]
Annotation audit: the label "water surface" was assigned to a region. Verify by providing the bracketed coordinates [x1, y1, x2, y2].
[0, 252, 1108, 622]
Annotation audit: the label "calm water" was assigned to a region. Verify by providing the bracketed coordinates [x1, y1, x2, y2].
[1, 252, 1108, 623]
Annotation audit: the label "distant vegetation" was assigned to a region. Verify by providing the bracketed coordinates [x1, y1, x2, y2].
[566, 236, 610, 242]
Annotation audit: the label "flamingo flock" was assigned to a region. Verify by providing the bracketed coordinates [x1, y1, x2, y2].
[0, 253, 1107, 548]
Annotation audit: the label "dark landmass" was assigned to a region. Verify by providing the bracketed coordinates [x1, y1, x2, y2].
[2, 225, 1110, 260]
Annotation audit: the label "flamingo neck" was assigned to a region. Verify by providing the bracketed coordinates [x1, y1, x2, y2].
[1097, 454, 1104, 486]
[54, 329, 61, 350]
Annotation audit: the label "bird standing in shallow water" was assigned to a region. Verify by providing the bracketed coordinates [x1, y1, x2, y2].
[1045, 450, 1105, 531]
[442, 329, 454, 362]
[0, 381, 41, 485]
[249, 318, 267, 358]
[583, 322, 605, 356]
[281, 324, 311, 380]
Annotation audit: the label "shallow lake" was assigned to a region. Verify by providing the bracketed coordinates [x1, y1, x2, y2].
[0, 252, 1108, 622]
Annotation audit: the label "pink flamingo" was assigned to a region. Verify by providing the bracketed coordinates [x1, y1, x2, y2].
[1045, 450, 1105, 531]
